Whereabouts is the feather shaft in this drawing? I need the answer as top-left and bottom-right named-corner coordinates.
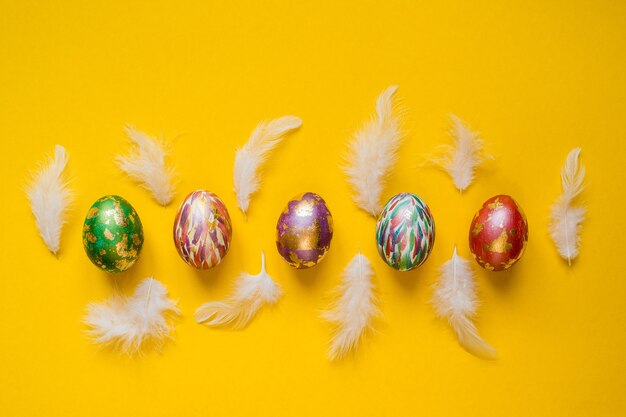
top-left (343, 86), bottom-right (404, 217)
top-left (27, 145), bottom-right (73, 255)
top-left (195, 252), bottom-right (282, 329)
top-left (549, 148), bottom-right (586, 265)
top-left (117, 126), bottom-right (177, 206)
top-left (433, 247), bottom-right (496, 360)
top-left (234, 116), bottom-right (302, 216)
top-left (323, 253), bottom-right (379, 360)
top-left (85, 278), bottom-right (179, 355)
top-left (432, 115), bottom-right (486, 192)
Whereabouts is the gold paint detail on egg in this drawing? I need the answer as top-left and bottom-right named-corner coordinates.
top-left (487, 229), bottom-right (513, 254)
top-left (87, 207), bottom-right (99, 219)
top-left (103, 229), bottom-right (114, 240)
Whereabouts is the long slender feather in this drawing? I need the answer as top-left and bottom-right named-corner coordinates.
top-left (234, 116), bottom-right (302, 216)
top-left (116, 126), bottom-right (177, 206)
top-left (323, 253), bottom-right (379, 360)
top-left (432, 115), bottom-right (486, 192)
top-left (549, 148), bottom-right (586, 265)
top-left (26, 145), bottom-right (73, 255)
top-left (433, 247), bottom-right (496, 360)
top-left (343, 86), bottom-right (404, 217)
top-left (85, 278), bottom-right (180, 355)
top-left (195, 252), bottom-right (282, 329)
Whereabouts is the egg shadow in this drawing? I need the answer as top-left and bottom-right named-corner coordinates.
top-left (191, 257), bottom-right (230, 291)
top-left (485, 262), bottom-right (521, 293)
top-left (387, 261), bottom-right (432, 293)
top-left (289, 251), bottom-right (335, 289)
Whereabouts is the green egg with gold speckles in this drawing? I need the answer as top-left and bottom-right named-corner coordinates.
top-left (82, 195), bottom-right (144, 273)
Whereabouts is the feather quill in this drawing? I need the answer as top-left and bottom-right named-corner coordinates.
top-left (234, 116), bottom-right (302, 216)
top-left (85, 278), bottom-right (180, 355)
top-left (343, 86), bottom-right (404, 217)
top-left (116, 126), bottom-right (177, 206)
top-left (323, 253), bottom-right (379, 360)
top-left (433, 247), bottom-right (496, 360)
top-left (26, 145), bottom-right (73, 255)
top-left (432, 115), bottom-right (486, 192)
top-left (195, 252), bottom-right (282, 329)
top-left (549, 147), bottom-right (586, 265)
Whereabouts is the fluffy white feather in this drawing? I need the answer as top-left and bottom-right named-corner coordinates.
top-left (116, 126), bottom-right (177, 206)
top-left (343, 86), bottom-right (404, 217)
top-left (433, 247), bottom-right (496, 360)
top-left (549, 147), bottom-right (586, 265)
top-left (26, 145), bottom-right (73, 255)
top-left (323, 253), bottom-right (379, 360)
top-left (234, 116), bottom-right (302, 216)
top-left (432, 115), bottom-right (486, 192)
top-left (195, 252), bottom-right (282, 329)
top-left (85, 278), bottom-right (180, 355)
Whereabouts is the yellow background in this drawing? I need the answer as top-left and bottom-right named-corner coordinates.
top-left (1, 1), bottom-right (625, 415)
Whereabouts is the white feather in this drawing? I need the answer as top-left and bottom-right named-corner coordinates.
top-left (433, 247), bottom-right (496, 360)
top-left (549, 147), bottom-right (586, 265)
top-left (85, 278), bottom-right (180, 355)
top-left (432, 114), bottom-right (486, 192)
top-left (195, 252), bottom-right (282, 329)
top-left (323, 253), bottom-right (379, 360)
top-left (26, 145), bottom-right (73, 255)
top-left (234, 116), bottom-right (302, 216)
top-left (116, 126), bottom-right (177, 206)
top-left (343, 86), bottom-right (404, 217)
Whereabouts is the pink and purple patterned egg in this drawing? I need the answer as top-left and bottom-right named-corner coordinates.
top-left (375, 192), bottom-right (435, 271)
top-left (173, 190), bottom-right (232, 269)
top-left (276, 192), bottom-right (333, 269)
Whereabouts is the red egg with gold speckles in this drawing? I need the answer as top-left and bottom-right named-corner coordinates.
top-left (469, 195), bottom-right (528, 271)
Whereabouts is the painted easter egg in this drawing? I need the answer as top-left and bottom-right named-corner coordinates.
top-left (375, 192), bottom-right (435, 271)
top-left (469, 194), bottom-right (528, 271)
top-left (173, 190), bottom-right (232, 269)
top-left (82, 195), bottom-right (144, 273)
top-left (276, 192), bottom-right (333, 269)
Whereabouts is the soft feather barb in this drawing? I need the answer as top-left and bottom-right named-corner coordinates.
top-left (432, 115), bottom-right (486, 192)
top-left (343, 86), bottom-right (404, 217)
top-left (549, 147), bottom-right (586, 265)
top-left (323, 253), bottom-right (379, 360)
top-left (234, 116), bottom-right (302, 216)
top-left (116, 126), bottom-right (177, 206)
top-left (195, 252), bottom-right (282, 329)
top-left (26, 144), bottom-right (73, 255)
top-left (433, 247), bottom-right (496, 360)
top-left (85, 278), bottom-right (180, 355)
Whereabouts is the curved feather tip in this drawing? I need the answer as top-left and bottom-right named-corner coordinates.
top-left (195, 252), bottom-right (282, 329)
top-left (323, 253), bottom-right (379, 360)
top-left (433, 247), bottom-right (496, 360)
top-left (27, 144), bottom-right (73, 255)
top-left (343, 85), bottom-right (404, 217)
top-left (234, 116), bottom-right (302, 216)
top-left (117, 126), bottom-right (177, 206)
top-left (549, 147), bottom-right (586, 266)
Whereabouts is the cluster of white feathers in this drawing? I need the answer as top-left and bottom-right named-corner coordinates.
top-left (323, 253), bottom-right (379, 360)
top-left (85, 278), bottom-right (179, 355)
top-left (344, 85), bottom-right (404, 217)
top-left (27, 144), bottom-right (73, 255)
top-left (549, 148), bottom-right (586, 265)
top-left (233, 116), bottom-right (302, 216)
top-left (433, 248), bottom-right (496, 360)
top-left (195, 252), bottom-right (282, 329)
top-left (116, 126), bottom-right (177, 206)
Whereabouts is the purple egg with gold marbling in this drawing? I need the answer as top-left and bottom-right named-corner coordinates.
top-left (276, 192), bottom-right (333, 269)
